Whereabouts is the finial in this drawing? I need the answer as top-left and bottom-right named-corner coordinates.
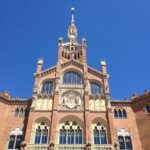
top-left (37, 58), bottom-right (43, 65)
top-left (71, 7), bottom-right (75, 24)
top-left (101, 60), bottom-right (106, 66)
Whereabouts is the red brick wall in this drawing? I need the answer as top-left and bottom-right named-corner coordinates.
top-left (0, 102), bottom-right (27, 150)
top-left (132, 97), bottom-right (150, 150)
top-left (110, 104), bottom-right (142, 150)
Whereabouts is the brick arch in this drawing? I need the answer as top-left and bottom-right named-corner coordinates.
top-left (29, 116), bottom-right (51, 144)
top-left (34, 116), bottom-right (51, 126)
top-left (61, 67), bottom-right (83, 78)
top-left (91, 117), bottom-right (108, 127)
top-left (90, 117), bottom-right (109, 144)
top-left (57, 115), bottom-right (84, 129)
top-left (55, 115), bottom-right (85, 144)
top-left (89, 79), bottom-right (103, 89)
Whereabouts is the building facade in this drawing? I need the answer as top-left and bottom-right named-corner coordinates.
top-left (0, 8), bottom-right (150, 150)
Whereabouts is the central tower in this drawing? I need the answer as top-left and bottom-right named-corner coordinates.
top-left (58, 8), bottom-right (87, 64)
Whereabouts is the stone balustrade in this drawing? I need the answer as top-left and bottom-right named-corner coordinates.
top-left (26, 144), bottom-right (49, 150)
top-left (91, 144), bottom-right (114, 150)
top-left (25, 144), bottom-right (115, 150)
top-left (55, 144), bottom-right (86, 150)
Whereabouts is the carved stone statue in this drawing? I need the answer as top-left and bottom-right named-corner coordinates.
top-left (31, 94), bottom-right (37, 108)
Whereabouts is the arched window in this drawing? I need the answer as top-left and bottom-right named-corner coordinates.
top-left (42, 127), bottom-right (48, 144)
top-left (118, 109), bottom-right (122, 118)
top-left (59, 127), bottom-right (66, 144)
top-left (34, 123), bottom-right (49, 144)
top-left (15, 108), bottom-right (27, 117)
top-left (41, 81), bottom-right (53, 94)
top-left (123, 109), bottom-right (127, 118)
top-left (117, 129), bottom-right (133, 150)
top-left (93, 122), bottom-right (107, 144)
top-left (20, 108), bottom-right (24, 117)
top-left (35, 127), bottom-right (41, 144)
top-left (15, 135), bottom-right (23, 149)
top-left (125, 136), bottom-right (133, 149)
top-left (68, 127), bottom-right (74, 144)
top-left (59, 121), bottom-right (82, 144)
top-left (8, 128), bottom-right (23, 149)
top-left (8, 135), bottom-right (15, 149)
top-left (114, 109), bottom-right (118, 118)
top-left (15, 108), bottom-right (19, 116)
top-left (118, 136), bottom-right (125, 150)
top-left (101, 129), bottom-right (107, 144)
top-left (63, 71), bottom-right (81, 84)
top-left (146, 104), bottom-right (150, 113)
top-left (75, 127), bottom-right (82, 144)
top-left (90, 82), bottom-right (102, 95)
top-left (94, 128), bottom-right (100, 144)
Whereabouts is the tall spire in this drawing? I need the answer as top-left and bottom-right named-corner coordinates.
top-left (71, 7), bottom-right (75, 24)
top-left (68, 7), bottom-right (77, 42)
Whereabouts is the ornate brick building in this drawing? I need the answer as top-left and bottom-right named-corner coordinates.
top-left (0, 8), bottom-right (150, 150)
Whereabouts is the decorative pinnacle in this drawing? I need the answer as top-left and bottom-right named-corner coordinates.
top-left (71, 7), bottom-right (75, 24)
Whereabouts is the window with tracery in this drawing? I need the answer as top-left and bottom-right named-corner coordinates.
top-left (41, 81), bottom-right (53, 94)
top-left (59, 121), bottom-right (82, 144)
top-left (63, 71), bottom-right (81, 84)
top-left (117, 129), bottom-right (133, 150)
top-left (7, 128), bottom-right (23, 149)
top-left (93, 122), bottom-right (107, 144)
top-left (15, 108), bottom-right (27, 117)
top-left (90, 82), bottom-right (102, 95)
top-left (114, 109), bottom-right (127, 118)
top-left (34, 122), bottom-right (49, 144)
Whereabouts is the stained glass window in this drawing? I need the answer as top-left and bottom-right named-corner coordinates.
top-left (63, 71), bottom-right (81, 84)
top-left (41, 128), bottom-right (48, 144)
top-left (101, 130), bottom-right (107, 144)
top-left (8, 135), bottom-right (15, 149)
top-left (41, 81), bottom-right (53, 94)
top-left (123, 109), bottom-right (127, 118)
top-left (75, 128), bottom-right (82, 144)
top-left (59, 121), bottom-right (82, 144)
top-left (90, 82), bottom-right (102, 95)
top-left (93, 125), bottom-right (107, 145)
top-left (8, 134), bottom-right (23, 149)
top-left (118, 136), bottom-right (126, 150)
top-left (35, 128), bottom-right (41, 144)
top-left (118, 109), bottom-right (123, 118)
top-left (15, 135), bottom-right (23, 149)
top-left (125, 136), bottom-right (133, 150)
top-left (59, 128), bottom-right (66, 144)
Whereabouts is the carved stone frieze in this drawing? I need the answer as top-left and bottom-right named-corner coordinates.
top-left (89, 96), bottom-right (106, 111)
top-left (31, 93), bottom-right (53, 110)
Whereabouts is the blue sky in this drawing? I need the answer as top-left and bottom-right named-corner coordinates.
top-left (0, 0), bottom-right (150, 99)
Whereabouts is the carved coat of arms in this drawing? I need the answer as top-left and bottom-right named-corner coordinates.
top-left (61, 92), bottom-right (82, 109)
